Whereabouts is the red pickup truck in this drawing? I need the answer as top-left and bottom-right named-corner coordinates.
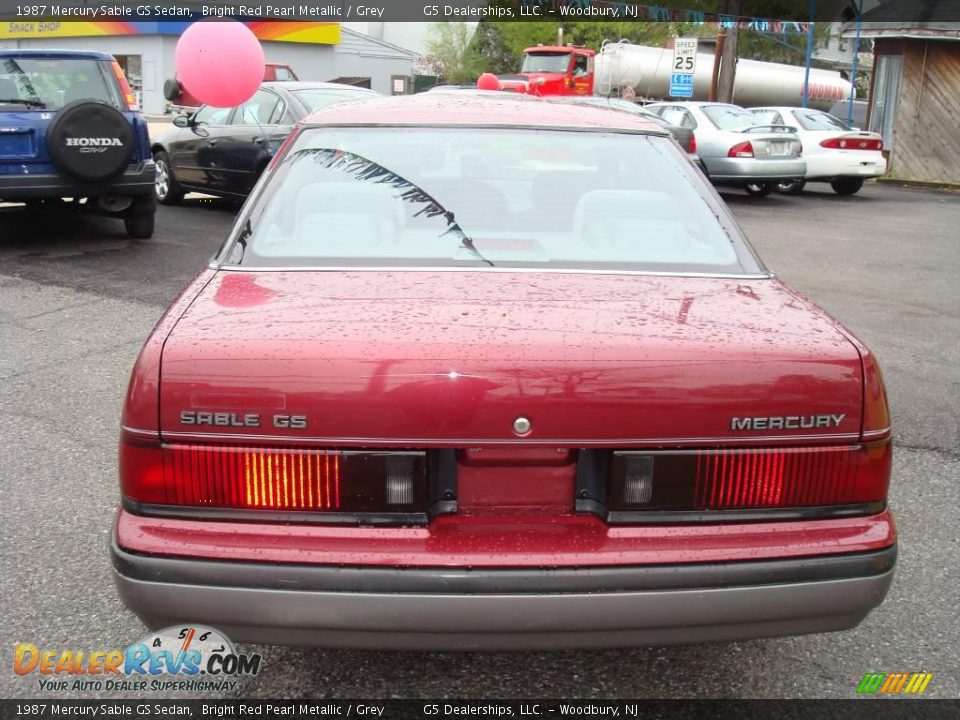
top-left (163, 63), bottom-right (299, 109)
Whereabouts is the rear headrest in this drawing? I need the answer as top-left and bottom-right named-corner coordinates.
top-left (531, 171), bottom-right (609, 230)
top-left (574, 189), bottom-right (680, 229)
top-left (573, 190), bottom-right (685, 255)
top-left (294, 182), bottom-right (402, 248)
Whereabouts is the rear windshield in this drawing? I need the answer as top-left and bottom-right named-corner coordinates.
top-left (792, 109), bottom-right (851, 131)
top-left (292, 88), bottom-right (376, 112)
top-left (223, 127), bottom-right (761, 275)
top-left (0, 57), bottom-right (122, 111)
top-left (702, 105), bottom-right (760, 131)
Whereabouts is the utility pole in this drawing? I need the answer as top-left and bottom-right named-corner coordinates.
top-left (715, 0), bottom-right (741, 103)
top-left (709, 28), bottom-right (725, 101)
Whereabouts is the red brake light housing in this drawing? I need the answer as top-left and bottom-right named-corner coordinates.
top-left (606, 443), bottom-right (891, 517)
top-left (728, 141), bottom-right (754, 158)
top-left (110, 60), bottom-right (137, 111)
top-left (820, 137), bottom-right (883, 151)
top-left (120, 434), bottom-right (457, 525)
top-left (688, 133), bottom-right (697, 154)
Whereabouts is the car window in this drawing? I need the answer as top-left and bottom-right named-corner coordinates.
top-left (702, 105), bottom-right (760, 131)
top-left (291, 88), bottom-right (376, 112)
top-left (227, 127), bottom-right (759, 275)
top-left (273, 67), bottom-right (295, 81)
top-left (0, 57), bottom-right (123, 111)
top-left (657, 106), bottom-right (682, 125)
top-left (751, 109), bottom-right (785, 125)
top-left (792, 109), bottom-right (851, 131)
top-left (521, 52), bottom-right (571, 73)
top-left (193, 105), bottom-right (232, 125)
top-left (232, 90), bottom-right (281, 126)
top-left (268, 98), bottom-right (288, 124)
top-left (676, 110), bottom-right (697, 129)
top-left (573, 54), bottom-right (589, 78)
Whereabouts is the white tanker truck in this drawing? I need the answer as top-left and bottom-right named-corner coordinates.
top-left (594, 41), bottom-right (853, 110)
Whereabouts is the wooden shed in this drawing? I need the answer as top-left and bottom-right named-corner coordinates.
top-left (849, 22), bottom-right (960, 185)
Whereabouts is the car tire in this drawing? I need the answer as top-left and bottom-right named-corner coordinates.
top-left (124, 195), bottom-right (156, 239)
top-left (154, 151), bottom-right (184, 205)
top-left (830, 177), bottom-right (864, 196)
top-left (776, 180), bottom-right (806, 195)
top-left (744, 183), bottom-right (774, 197)
top-left (125, 213), bottom-right (155, 239)
top-left (46, 100), bottom-right (135, 183)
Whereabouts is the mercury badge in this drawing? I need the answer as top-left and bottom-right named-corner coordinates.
top-left (513, 416), bottom-right (532, 436)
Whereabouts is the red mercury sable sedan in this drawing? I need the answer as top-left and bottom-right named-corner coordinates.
top-left (113, 93), bottom-right (895, 650)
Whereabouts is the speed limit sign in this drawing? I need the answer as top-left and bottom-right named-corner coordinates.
top-left (670, 38), bottom-right (698, 97)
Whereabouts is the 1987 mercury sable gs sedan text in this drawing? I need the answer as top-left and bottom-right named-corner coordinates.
top-left (113, 93), bottom-right (895, 650)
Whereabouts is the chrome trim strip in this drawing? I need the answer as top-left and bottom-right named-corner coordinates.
top-left (122, 426), bottom-right (159, 438)
top-left (862, 428), bottom-right (892, 440)
top-left (207, 265), bottom-right (774, 280)
top-left (297, 122), bottom-right (672, 138)
top-left (157, 431), bottom-right (863, 446)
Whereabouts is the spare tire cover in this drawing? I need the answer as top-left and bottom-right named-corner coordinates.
top-left (163, 78), bottom-right (182, 102)
top-left (47, 100), bottom-right (135, 183)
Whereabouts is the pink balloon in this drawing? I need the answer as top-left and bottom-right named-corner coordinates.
top-left (476, 73), bottom-right (500, 91)
top-left (176, 21), bottom-right (265, 108)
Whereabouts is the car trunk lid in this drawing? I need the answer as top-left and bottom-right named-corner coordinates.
top-left (740, 126), bottom-right (802, 158)
top-left (158, 271), bottom-right (864, 446)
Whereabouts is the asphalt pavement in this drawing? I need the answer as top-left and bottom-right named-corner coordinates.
top-left (1, 183), bottom-right (957, 700)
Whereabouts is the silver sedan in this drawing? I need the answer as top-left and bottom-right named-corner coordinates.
top-left (645, 101), bottom-right (806, 196)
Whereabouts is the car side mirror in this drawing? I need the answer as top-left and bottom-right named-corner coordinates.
top-left (173, 114), bottom-right (192, 129)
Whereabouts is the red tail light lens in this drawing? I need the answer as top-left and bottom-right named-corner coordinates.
top-left (121, 438), bottom-right (427, 515)
top-left (608, 441), bottom-right (891, 514)
top-left (728, 141), bottom-right (754, 158)
top-left (688, 133), bottom-right (697, 154)
top-left (820, 137), bottom-right (883, 151)
top-left (110, 60), bottom-right (138, 111)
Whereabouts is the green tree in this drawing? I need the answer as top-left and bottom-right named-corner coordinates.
top-left (424, 23), bottom-right (484, 84)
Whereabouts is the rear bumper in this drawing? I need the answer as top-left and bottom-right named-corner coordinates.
top-left (704, 157), bottom-right (806, 184)
top-left (0, 160), bottom-right (155, 200)
top-left (805, 153), bottom-right (887, 180)
top-left (112, 540), bottom-right (896, 650)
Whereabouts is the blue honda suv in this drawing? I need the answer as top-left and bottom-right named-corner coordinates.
top-left (0, 49), bottom-right (156, 238)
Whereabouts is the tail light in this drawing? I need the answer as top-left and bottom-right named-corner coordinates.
top-left (606, 441), bottom-right (891, 517)
top-left (860, 346), bottom-right (891, 440)
top-left (121, 437), bottom-right (429, 517)
top-left (728, 141), bottom-right (754, 158)
top-left (821, 137), bottom-right (883, 151)
top-left (110, 60), bottom-right (138, 111)
top-left (688, 133), bottom-right (697, 154)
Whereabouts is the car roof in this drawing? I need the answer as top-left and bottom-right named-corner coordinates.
top-left (0, 49), bottom-right (115, 61)
top-left (262, 81), bottom-right (377, 93)
top-left (301, 92), bottom-right (667, 133)
top-left (751, 106), bottom-right (821, 112)
top-left (649, 101), bottom-right (740, 109)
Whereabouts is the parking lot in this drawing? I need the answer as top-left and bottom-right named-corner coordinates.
top-left (1, 182), bottom-right (957, 699)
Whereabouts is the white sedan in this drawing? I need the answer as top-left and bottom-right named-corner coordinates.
top-left (749, 106), bottom-right (887, 196)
